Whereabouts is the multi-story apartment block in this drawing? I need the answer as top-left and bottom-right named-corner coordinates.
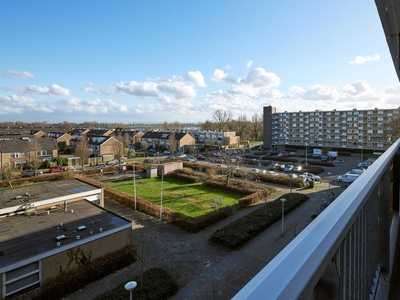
top-left (263, 106), bottom-right (400, 152)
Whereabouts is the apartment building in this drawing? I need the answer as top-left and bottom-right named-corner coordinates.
top-left (263, 106), bottom-right (400, 151)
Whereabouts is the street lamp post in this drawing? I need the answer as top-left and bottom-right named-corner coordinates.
top-left (327, 172), bottom-right (331, 199)
top-left (125, 281), bottom-right (137, 300)
top-left (280, 198), bottom-right (286, 235)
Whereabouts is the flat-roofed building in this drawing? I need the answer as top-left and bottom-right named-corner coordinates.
top-left (262, 106), bottom-right (400, 152)
top-left (0, 179), bottom-right (132, 298)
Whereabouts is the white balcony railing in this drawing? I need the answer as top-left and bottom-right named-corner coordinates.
top-left (234, 139), bottom-right (400, 299)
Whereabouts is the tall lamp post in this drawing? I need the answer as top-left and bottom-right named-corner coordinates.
top-left (125, 281), bottom-right (137, 300)
top-left (327, 172), bottom-right (331, 199)
top-left (280, 198), bottom-right (286, 235)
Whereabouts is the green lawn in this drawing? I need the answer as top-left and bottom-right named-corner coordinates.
top-left (105, 177), bottom-right (247, 217)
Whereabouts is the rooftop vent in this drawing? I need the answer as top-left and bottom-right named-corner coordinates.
top-left (56, 242), bottom-right (61, 247)
top-left (99, 228), bottom-right (103, 232)
top-left (76, 235), bottom-right (80, 240)
top-left (77, 225), bottom-right (86, 231)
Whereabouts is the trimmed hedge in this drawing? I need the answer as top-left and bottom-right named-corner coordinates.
top-left (96, 267), bottom-right (179, 300)
top-left (209, 193), bottom-right (309, 250)
top-left (31, 245), bottom-right (137, 300)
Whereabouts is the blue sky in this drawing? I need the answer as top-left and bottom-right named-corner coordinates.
top-left (1, 0), bottom-right (399, 124)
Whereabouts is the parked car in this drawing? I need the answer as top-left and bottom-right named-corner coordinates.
top-left (49, 166), bottom-right (67, 173)
top-left (337, 174), bottom-right (359, 183)
top-left (251, 168), bottom-right (260, 173)
top-left (216, 164), bottom-right (227, 168)
top-left (182, 157), bottom-right (196, 162)
top-left (163, 150), bottom-right (171, 155)
top-left (22, 170), bottom-right (35, 177)
top-left (293, 165), bottom-right (302, 173)
top-left (351, 168), bottom-right (365, 175)
top-left (299, 172), bottom-right (321, 182)
top-left (268, 163), bottom-right (279, 170)
top-left (278, 164), bottom-right (286, 171)
top-left (287, 173), bottom-right (298, 178)
top-left (267, 171), bottom-right (278, 176)
top-left (284, 165), bottom-right (294, 172)
top-left (196, 154), bottom-right (206, 160)
top-left (358, 162), bottom-right (372, 168)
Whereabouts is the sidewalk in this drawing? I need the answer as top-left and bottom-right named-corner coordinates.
top-left (64, 182), bottom-right (340, 300)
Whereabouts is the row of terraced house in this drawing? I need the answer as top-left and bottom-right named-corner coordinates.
top-left (0, 128), bottom-right (241, 170)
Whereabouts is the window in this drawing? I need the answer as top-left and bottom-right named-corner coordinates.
top-left (10, 152), bottom-right (28, 158)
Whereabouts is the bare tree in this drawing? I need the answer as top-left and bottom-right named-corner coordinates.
top-left (212, 109), bottom-right (233, 132)
top-left (1, 165), bottom-right (20, 188)
top-left (207, 151), bottom-right (243, 185)
top-left (250, 113), bottom-right (263, 141)
top-left (74, 136), bottom-right (90, 170)
top-left (172, 121), bottom-right (181, 131)
top-left (236, 114), bottom-right (249, 141)
top-left (389, 115), bottom-right (400, 142)
top-left (168, 132), bottom-right (176, 154)
top-left (61, 121), bottom-right (75, 133)
top-left (25, 137), bottom-right (43, 175)
top-left (201, 120), bottom-right (215, 131)
top-left (123, 133), bottom-right (131, 148)
top-left (112, 135), bottom-right (125, 164)
top-left (162, 121), bottom-right (170, 131)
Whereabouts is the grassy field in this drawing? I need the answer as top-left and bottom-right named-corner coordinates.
top-left (105, 177), bottom-right (247, 217)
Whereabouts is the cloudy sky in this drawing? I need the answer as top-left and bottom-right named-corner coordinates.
top-left (1, 0), bottom-right (399, 124)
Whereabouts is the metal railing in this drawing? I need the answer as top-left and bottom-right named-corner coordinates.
top-left (233, 139), bottom-right (400, 299)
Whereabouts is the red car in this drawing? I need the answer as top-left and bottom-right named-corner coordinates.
top-left (196, 154), bottom-right (206, 160)
top-left (49, 166), bottom-right (67, 173)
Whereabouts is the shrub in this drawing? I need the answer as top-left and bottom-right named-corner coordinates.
top-left (209, 193), bottom-right (309, 250)
top-left (95, 268), bottom-right (179, 300)
top-left (32, 245), bottom-right (137, 300)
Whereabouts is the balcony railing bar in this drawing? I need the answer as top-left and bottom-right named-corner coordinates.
top-left (233, 139), bottom-right (400, 300)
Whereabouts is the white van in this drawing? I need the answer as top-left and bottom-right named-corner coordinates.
top-left (337, 174), bottom-right (359, 183)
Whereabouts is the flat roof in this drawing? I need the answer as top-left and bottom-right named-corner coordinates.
top-left (0, 199), bottom-right (131, 269)
top-left (0, 179), bottom-right (100, 211)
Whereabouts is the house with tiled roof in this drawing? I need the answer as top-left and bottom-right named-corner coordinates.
top-left (0, 137), bottom-right (58, 169)
top-left (47, 131), bottom-right (73, 146)
top-left (141, 131), bottom-right (195, 153)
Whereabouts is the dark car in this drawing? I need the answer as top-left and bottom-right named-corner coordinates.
top-left (268, 163), bottom-right (279, 170)
top-left (22, 170), bottom-right (35, 177)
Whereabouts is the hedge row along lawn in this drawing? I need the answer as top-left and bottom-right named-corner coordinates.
top-left (105, 177), bottom-right (248, 218)
top-left (209, 192), bottom-right (310, 250)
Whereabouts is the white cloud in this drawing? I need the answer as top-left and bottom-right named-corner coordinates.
top-left (211, 69), bottom-right (228, 82)
top-left (3, 84), bottom-right (70, 96)
top-left (0, 94), bottom-right (36, 107)
top-left (2, 70), bottom-right (36, 79)
top-left (289, 84), bottom-right (340, 101)
top-left (226, 65), bottom-right (232, 69)
top-left (238, 68), bottom-right (281, 88)
top-left (185, 71), bottom-right (206, 87)
top-left (342, 81), bottom-right (373, 96)
top-left (56, 97), bottom-right (128, 114)
top-left (93, 71), bottom-right (205, 102)
top-left (246, 60), bottom-right (253, 68)
top-left (349, 54), bottom-right (380, 64)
